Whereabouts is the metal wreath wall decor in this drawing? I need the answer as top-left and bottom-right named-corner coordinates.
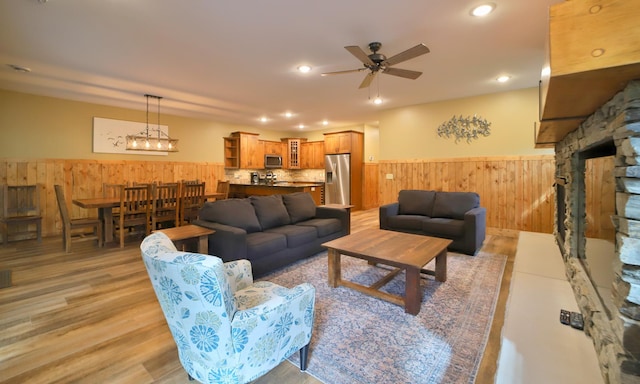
top-left (437, 114), bottom-right (491, 143)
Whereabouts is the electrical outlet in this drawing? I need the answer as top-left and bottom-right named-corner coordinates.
top-left (386, 173), bottom-right (394, 180)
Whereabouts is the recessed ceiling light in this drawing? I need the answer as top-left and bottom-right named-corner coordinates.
top-left (496, 75), bottom-right (511, 83)
top-left (297, 65), bottom-right (312, 73)
top-left (298, 124), bottom-right (305, 129)
top-left (322, 120), bottom-right (329, 126)
top-left (373, 97), bottom-right (383, 105)
top-left (259, 116), bottom-right (268, 123)
top-left (471, 3), bottom-right (496, 17)
top-left (7, 64), bottom-right (31, 73)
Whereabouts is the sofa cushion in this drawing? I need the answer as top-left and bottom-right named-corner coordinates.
top-left (297, 218), bottom-right (342, 238)
top-left (250, 195), bottom-right (291, 230)
top-left (198, 199), bottom-right (261, 233)
top-left (387, 215), bottom-right (425, 231)
top-left (265, 225), bottom-right (318, 248)
top-left (246, 232), bottom-right (287, 259)
top-left (398, 190), bottom-right (436, 216)
top-left (431, 192), bottom-right (480, 220)
top-left (282, 192), bottom-right (317, 224)
top-left (422, 217), bottom-right (465, 238)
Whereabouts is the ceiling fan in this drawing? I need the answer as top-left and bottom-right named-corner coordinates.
top-left (322, 42), bottom-right (430, 89)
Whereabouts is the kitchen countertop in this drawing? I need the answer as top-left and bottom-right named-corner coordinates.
top-left (230, 181), bottom-right (324, 188)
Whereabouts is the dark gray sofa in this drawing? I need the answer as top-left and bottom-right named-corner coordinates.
top-left (379, 190), bottom-right (486, 255)
top-left (193, 192), bottom-right (349, 277)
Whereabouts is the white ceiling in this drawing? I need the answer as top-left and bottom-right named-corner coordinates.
top-left (0, 0), bottom-right (561, 131)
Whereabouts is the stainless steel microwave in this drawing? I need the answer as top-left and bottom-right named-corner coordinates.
top-left (264, 154), bottom-right (283, 168)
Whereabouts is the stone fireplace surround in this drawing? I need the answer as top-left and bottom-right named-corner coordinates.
top-left (555, 81), bottom-right (640, 383)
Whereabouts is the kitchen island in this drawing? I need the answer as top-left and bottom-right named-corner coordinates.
top-left (229, 182), bottom-right (324, 205)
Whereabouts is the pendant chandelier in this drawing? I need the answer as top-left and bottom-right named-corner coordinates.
top-left (126, 94), bottom-right (178, 152)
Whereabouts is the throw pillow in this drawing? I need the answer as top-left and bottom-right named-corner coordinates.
top-left (282, 192), bottom-right (316, 223)
top-left (398, 190), bottom-right (436, 216)
top-left (250, 195), bottom-right (291, 230)
top-left (198, 199), bottom-right (262, 233)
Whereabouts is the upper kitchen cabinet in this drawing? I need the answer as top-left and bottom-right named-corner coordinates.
top-left (324, 131), bottom-right (363, 154)
top-left (281, 138), bottom-right (306, 169)
top-left (225, 132), bottom-right (263, 169)
top-left (537, 0), bottom-right (640, 147)
top-left (224, 136), bottom-right (240, 169)
top-left (262, 140), bottom-right (284, 156)
top-left (300, 141), bottom-right (324, 169)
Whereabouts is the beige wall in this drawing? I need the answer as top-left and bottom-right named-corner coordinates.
top-left (0, 89), bottom-right (372, 161)
top-left (364, 123), bottom-right (380, 163)
top-left (1, 87), bottom-right (551, 163)
top-left (0, 89), bottom-right (300, 162)
top-left (378, 87), bottom-right (553, 159)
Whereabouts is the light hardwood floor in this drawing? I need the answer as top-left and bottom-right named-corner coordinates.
top-left (0, 209), bottom-right (516, 383)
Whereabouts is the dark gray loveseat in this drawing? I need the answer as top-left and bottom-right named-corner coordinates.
top-left (379, 190), bottom-right (486, 255)
top-left (193, 192), bottom-right (349, 277)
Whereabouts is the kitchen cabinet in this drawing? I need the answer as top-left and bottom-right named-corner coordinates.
top-left (300, 141), bottom-right (324, 169)
top-left (223, 136), bottom-right (239, 168)
top-left (262, 140), bottom-right (284, 156)
top-left (324, 131), bottom-right (360, 154)
top-left (225, 132), bottom-right (263, 169)
top-left (536, 0), bottom-right (640, 147)
top-left (282, 138), bottom-right (306, 169)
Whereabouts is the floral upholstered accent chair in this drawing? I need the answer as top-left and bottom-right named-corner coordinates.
top-left (140, 232), bottom-right (316, 384)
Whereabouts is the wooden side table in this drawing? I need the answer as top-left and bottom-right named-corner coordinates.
top-left (320, 204), bottom-right (354, 234)
top-left (155, 225), bottom-right (215, 254)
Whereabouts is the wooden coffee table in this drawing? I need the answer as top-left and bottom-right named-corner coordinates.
top-left (322, 228), bottom-right (452, 315)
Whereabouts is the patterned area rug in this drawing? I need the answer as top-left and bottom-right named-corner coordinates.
top-left (261, 244), bottom-right (507, 384)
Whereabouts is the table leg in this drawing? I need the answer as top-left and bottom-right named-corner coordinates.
top-left (435, 249), bottom-right (447, 282)
top-left (327, 248), bottom-right (341, 287)
top-left (197, 235), bottom-right (208, 254)
top-left (100, 208), bottom-right (114, 243)
top-left (405, 267), bottom-right (421, 315)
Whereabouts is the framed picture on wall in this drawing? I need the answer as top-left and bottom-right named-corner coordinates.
top-left (92, 117), bottom-right (169, 155)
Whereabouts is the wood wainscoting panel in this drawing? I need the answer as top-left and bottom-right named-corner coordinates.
top-left (378, 156), bottom-right (557, 233)
top-left (362, 163), bottom-right (379, 210)
top-left (0, 158), bottom-right (225, 241)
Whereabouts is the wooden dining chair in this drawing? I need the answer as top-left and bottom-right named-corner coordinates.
top-left (151, 183), bottom-right (180, 230)
top-left (180, 182), bottom-right (205, 225)
top-left (215, 180), bottom-right (230, 200)
top-left (114, 185), bottom-right (151, 248)
top-left (1, 184), bottom-right (42, 245)
top-left (54, 185), bottom-right (103, 252)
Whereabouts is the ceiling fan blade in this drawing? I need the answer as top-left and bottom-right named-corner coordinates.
top-left (383, 67), bottom-right (423, 80)
top-left (359, 72), bottom-right (377, 89)
top-left (321, 68), bottom-right (366, 76)
top-left (383, 43), bottom-right (430, 67)
top-left (345, 45), bottom-right (375, 66)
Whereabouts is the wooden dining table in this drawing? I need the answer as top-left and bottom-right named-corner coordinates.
top-left (73, 192), bottom-right (225, 243)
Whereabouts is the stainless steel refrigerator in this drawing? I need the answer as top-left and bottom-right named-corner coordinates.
top-left (325, 154), bottom-right (350, 205)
